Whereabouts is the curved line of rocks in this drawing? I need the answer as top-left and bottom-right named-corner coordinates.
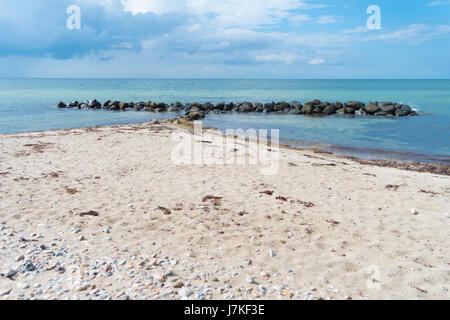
top-left (56, 99), bottom-right (418, 121)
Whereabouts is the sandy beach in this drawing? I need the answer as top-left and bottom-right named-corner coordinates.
top-left (0, 121), bottom-right (449, 300)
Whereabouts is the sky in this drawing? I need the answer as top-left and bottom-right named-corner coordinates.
top-left (0, 0), bottom-right (449, 78)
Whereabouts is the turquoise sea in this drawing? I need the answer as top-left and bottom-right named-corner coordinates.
top-left (0, 79), bottom-right (449, 163)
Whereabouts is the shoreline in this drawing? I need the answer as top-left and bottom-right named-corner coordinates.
top-left (2, 120), bottom-right (449, 176)
top-left (1, 121), bottom-right (449, 300)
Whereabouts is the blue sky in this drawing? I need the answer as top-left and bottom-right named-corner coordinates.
top-left (0, 0), bottom-right (449, 78)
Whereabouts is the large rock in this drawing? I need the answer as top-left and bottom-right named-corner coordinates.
top-left (365, 103), bottom-right (380, 115)
top-left (290, 101), bottom-right (303, 114)
top-left (274, 102), bottom-right (290, 112)
top-left (119, 102), bottom-right (129, 110)
top-left (109, 101), bottom-right (120, 111)
top-left (188, 111), bottom-right (205, 120)
top-left (345, 101), bottom-right (365, 110)
top-left (302, 103), bottom-right (314, 114)
top-left (215, 102), bottom-right (225, 110)
top-left (167, 105), bottom-right (180, 112)
top-left (68, 101), bottom-right (79, 108)
top-left (323, 105), bottom-right (336, 115)
top-left (381, 104), bottom-right (395, 114)
top-left (344, 107), bottom-right (356, 114)
top-left (57, 101), bottom-right (67, 108)
top-left (90, 99), bottom-right (102, 109)
top-left (134, 103), bottom-right (145, 111)
top-left (238, 102), bottom-right (253, 113)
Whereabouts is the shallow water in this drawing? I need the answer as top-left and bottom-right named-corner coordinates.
top-left (0, 79), bottom-right (449, 163)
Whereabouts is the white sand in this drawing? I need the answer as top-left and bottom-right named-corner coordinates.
top-left (0, 122), bottom-right (449, 300)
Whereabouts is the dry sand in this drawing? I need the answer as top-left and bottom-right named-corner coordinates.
top-left (0, 122), bottom-right (449, 300)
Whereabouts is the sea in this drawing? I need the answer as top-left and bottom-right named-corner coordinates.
top-left (0, 79), bottom-right (449, 164)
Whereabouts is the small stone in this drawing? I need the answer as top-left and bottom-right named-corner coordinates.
top-left (17, 283), bottom-right (30, 290)
top-left (259, 271), bottom-right (270, 278)
top-left (173, 281), bottom-right (184, 289)
top-left (71, 227), bottom-right (81, 234)
top-left (258, 285), bottom-right (267, 295)
top-left (179, 287), bottom-right (193, 299)
top-left (2, 268), bottom-right (17, 279)
top-left (0, 288), bottom-right (12, 297)
top-left (411, 209), bottom-right (419, 215)
top-left (154, 274), bottom-right (165, 282)
top-left (269, 250), bottom-right (276, 257)
top-left (246, 276), bottom-right (255, 284)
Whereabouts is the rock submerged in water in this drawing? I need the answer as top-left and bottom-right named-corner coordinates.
top-left (54, 99), bottom-right (419, 120)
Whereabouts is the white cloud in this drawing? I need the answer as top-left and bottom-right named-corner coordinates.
top-left (256, 53), bottom-right (298, 64)
top-left (367, 24), bottom-right (450, 45)
top-left (309, 58), bottom-right (324, 65)
top-left (317, 15), bottom-right (337, 24)
top-left (341, 26), bottom-right (369, 34)
top-left (427, 1), bottom-right (450, 6)
top-left (122, 0), bottom-right (325, 28)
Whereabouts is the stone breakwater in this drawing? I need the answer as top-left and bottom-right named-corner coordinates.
top-left (56, 99), bottom-right (418, 121)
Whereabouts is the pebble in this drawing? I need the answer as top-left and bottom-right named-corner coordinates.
top-left (246, 276), bottom-right (255, 284)
top-left (269, 250), bottom-right (276, 257)
top-left (179, 287), bottom-right (193, 299)
top-left (17, 283), bottom-right (30, 290)
top-left (411, 209), bottom-right (419, 215)
top-left (0, 288), bottom-right (12, 297)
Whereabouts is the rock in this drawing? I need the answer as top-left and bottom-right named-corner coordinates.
top-left (90, 100), bottom-right (102, 109)
top-left (1, 268), bottom-right (17, 279)
top-left (246, 276), bottom-right (255, 284)
top-left (57, 101), bottom-right (67, 108)
top-left (365, 103), bottom-right (380, 115)
top-left (290, 102), bottom-right (303, 114)
top-left (274, 102), bottom-right (290, 112)
top-left (269, 250), bottom-right (276, 257)
top-left (102, 100), bottom-right (111, 109)
top-left (17, 282), bottom-right (30, 290)
top-left (323, 105), bottom-right (336, 115)
top-left (188, 111), bottom-right (205, 121)
top-left (167, 105), bottom-right (179, 112)
top-left (400, 105), bottom-right (412, 114)
top-left (119, 102), bottom-right (129, 110)
top-left (344, 107), bottom-right (355, 114)
top-left (21, 262), bottom-right (36, 272)
top-left (179, 287), bottom-right (193, 299)
top-left (69, 101), bottom-right (79, 108)
top-left (345, 101), bottom-right (365, 110)
top-left (134, 103), bottom-right (144, 111)
top-left (109, 101), bottom-right (120, 111)
top-left (336, 108), bottom-right (345, 115)
top-left (173, 281), bottom-right (184, 288)
top-left (395, 109), bottom-right (408, 117)
top-left (381, 104), bottom-right (395, 114)
top-left (411, 209), bottom-right (419, 215)
top-left (154, 274), bottom-right (165, 282)
top-left (302, 104), bottom-right (314, 114)
top-left (375, 111), bottom-right (387, 116)
top-left (238, 102), bottom-right (253, 113)
top-left (0, 288), bottom-right (12, 297)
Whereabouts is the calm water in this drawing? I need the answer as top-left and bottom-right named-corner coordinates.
top-left (0, 79), bottom-right (449, 163)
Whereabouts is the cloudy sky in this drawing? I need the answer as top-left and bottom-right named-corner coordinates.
top-left (0, 0), bottom-right (449, 78)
